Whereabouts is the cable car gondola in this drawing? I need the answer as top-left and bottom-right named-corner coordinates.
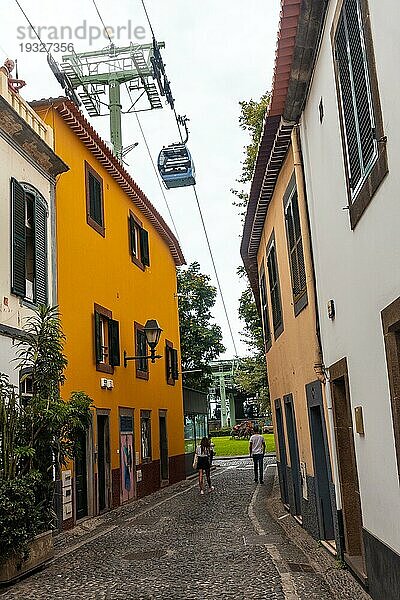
top-left (157, 143), bottom-right (196, 189)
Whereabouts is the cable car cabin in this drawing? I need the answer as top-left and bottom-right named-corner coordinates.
top-left (158, 143), bottom-right (196, 189)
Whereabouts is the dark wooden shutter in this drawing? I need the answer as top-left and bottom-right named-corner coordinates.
top-left (285, 192), bottom-right (306, 300)
top-left (129, 215), bottom-right (136, 256)
top-left (34, 197), bottom-right (48, 305)
top-left (108, 319), bottom-right (120, 366)
top-left (166, 346), bottom-right (172, 380)
top-left (94, 311), bottom-right (102, 363)
top-left (335, 0), bottom-right (375, 192)
top-left (89, 171), bottom-right (103, 226)
top-left (139, 228), bottom-right (150, 267)
top-left (259, 272), bottom-right (271, 347)
top-left (172, 349), bottom-right (179, 380)
top-left (267, 246), bottom-right (282, 331)
top-left (11, 178), bottom-right (26, 298)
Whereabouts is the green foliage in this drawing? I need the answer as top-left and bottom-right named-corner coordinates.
top-left (0, 472), bottom-right (44, 561)
top-left (235, 273), bottom-right (269, 414)
top-left (0, 305), bottom-right (92, 562)
top-left (208, 427), bottom-right (232, 438)
top-left (231, 92), bottom-right (270, 217)
top-left (211, 434), bottom-right (275, 457)
top-left (177, 262), bottom-right (225, 391)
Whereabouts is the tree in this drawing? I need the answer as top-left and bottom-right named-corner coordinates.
top-left (234, 269), bottom-right (269, 414)
top-left (232, 93), bottom-right (270, 217)
top-left (177, 262), bottom-right (225, 391)
top-left (232, 93), bottom-right (271, 413)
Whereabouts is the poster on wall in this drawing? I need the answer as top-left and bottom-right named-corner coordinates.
top-left (120, 412), bottom-right (134, 503)
top-left (120, 433), bottom-right (134, 502)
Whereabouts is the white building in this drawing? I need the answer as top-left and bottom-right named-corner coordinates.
top-left (0, 71), bottom-right (67, 387)
top-left (299, 0), bottom-right (400, 597)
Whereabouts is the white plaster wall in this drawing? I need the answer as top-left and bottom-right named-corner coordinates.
top-left (300, 0), bottom-right (400, 552)
top-left (0, 135), bottom-right (54, 379)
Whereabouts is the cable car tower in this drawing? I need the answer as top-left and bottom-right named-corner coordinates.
top-left (53, 40), bottom-right (175, 161)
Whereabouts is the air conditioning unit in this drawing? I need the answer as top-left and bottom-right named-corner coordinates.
top-left (100, 377), bottom-right (107, 388)
top-left (106, 379), bottom-right (114, 389)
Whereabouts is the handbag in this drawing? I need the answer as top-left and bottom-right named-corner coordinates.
top-left (192, 453), bottom-right (198, 469)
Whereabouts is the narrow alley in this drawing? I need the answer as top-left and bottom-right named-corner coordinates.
top-left (2, 460), bottom-right (368, 600)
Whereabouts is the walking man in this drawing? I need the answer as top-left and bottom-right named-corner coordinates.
top-left (249, 425), bottom-right (266, 484)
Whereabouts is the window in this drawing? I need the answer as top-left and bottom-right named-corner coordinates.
top-left (11, 178), bottom-right (48, 305)
top-left (94, 303), bottom-right (120, 374)
top-left (135, 322), bottom-right (149, 380)
top-left (267, 234), bottom-right (283, 339)
top-left (284, 176), bottom-right (307, 315)
top-left (259, 264), bottom-right (271, 351)
top-left (19, 368), bottom-right (33, 405)
top-left (165, 340), bottom-right (179, 385)
top-left (140, 410), bottom-right (152, 461)
top-left (129, 212), bottom-right (150, 269)
top-left (333, 0), bottom-right (387, 228)
top-left (85, 162), bottom-right (104, 236)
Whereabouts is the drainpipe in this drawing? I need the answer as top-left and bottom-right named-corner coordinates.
top-left (291, 125), bottom-right (325, 383)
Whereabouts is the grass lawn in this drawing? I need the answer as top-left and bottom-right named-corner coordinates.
top-left (211, 434), bottom-right (276, 457)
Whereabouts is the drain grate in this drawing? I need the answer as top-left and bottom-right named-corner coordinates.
top-left (287, 561), bottom-right (314, 573)
top-left (123, 549), bottom-right (166, 561)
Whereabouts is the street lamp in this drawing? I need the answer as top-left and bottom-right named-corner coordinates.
top-left (123, 319), bottom-right (163, 367)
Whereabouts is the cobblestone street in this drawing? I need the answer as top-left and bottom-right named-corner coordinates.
top-left (2, 459), bottom-right (353, 600)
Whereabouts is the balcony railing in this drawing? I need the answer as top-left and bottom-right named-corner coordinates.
top-left (0, 71), bottom-right (53, 147)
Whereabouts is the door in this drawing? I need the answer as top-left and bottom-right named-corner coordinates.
top-left (306, 381), bottom-right (335, 541)
top-left (284, 394), bottom-right (302, 516)
top-left (120, 409), bottom-right (135, 503)
top-left (159, 411), bottom-right (169, 482)
top-left (330, 359), bottom-right (365, 576)
top-left (97, 414), bottom-right (110, 512)
top-left (75, 430), bottom-right (88, 520)
top-left (274, 399), bottom-right (289, 504)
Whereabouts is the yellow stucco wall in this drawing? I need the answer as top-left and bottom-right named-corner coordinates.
top-left (37, 107), bottom-right (184, 473)
top-left (257, 142), bottom-right (328, 475)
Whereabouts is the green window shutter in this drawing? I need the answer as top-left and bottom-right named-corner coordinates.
top-left (11, 178), bottom-right (26, 298)
top-left (172, 349), bottom-right (179, 380)
top-left (34, 197), bottom-right (48, 305)
top-left (267, 246), bottom-right (282, 331)
top-left (129, 215), bottom-right (136, 256)
top-left (139, 227), bottom-right (150, 267)
top-left (259, 272), bottom-right (271, 347)
top-left (94, 311), bottom-right (102, 363)
top-left (108, 319), bottom-right (120, 367)
top-left (89, 171), bottom-right (103, 226)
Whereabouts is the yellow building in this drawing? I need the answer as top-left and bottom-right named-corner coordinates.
top-left (33, 98), bottom-right (185, 527)
top-left (240, 5), bottom-right (339, 547)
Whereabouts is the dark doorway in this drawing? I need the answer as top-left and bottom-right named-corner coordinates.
top-left (97, 414), bottom-right (110, 513)
top-left (274, 399), bottom-right (289, 504)
top-left (284, 394), bottom-right (302, 516)
top-left (75, 430), bottom-right (88, 520)
top-left (306, 381), bottom-right (335, 541)
top-left (330, 358), bottom-right (366, 578)
top-left (159, 412), bottom-right (169, 482)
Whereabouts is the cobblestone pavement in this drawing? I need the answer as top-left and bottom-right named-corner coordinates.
top-left (2, 458), bottom-right (339, 600)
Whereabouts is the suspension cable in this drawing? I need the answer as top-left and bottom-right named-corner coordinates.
top-left (139, 0), bottom-right (239, 356)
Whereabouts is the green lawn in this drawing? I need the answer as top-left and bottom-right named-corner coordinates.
top-left (211, 434), bottom-right (276, 457)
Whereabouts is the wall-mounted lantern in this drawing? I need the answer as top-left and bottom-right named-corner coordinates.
top-left (123, 319), bottom-right (163, 367)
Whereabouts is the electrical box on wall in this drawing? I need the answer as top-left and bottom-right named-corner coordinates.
top-left (354, 406), bottom-right (365, 435)
top-left (327, 299), bottom-right (335, 320)
top-left (100, 378), bottom-right (107, 388)
top-left (106, 379), bottom-right (114, 389)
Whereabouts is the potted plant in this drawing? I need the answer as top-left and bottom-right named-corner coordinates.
top-left (0, 306), bottom-right (92, 582)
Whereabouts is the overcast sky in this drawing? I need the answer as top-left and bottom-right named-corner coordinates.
top-left (2, 0), bottom-right (280, 358)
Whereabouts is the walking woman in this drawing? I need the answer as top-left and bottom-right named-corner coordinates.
top-left (195, 436), bottom-right (214, 495)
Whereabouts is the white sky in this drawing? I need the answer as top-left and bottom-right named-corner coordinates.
top-left (2, 0), bottom-right (280, 359)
